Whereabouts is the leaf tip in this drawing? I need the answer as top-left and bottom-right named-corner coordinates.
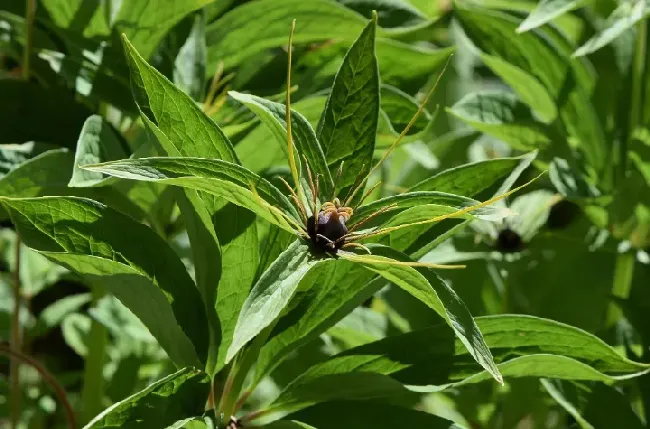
top-left (371, 9), bottom-right (378, 24)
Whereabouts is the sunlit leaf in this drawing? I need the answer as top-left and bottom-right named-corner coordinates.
top-left (1, 196), bottom-right (208, 367)
top-left (317, 14), bottom-right (380, 191)
top-left (226, 241), bottom-right (327, 363)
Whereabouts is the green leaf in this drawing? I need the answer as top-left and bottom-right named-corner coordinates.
top-left (317, 14), bottom-right (380, 191)
top-left (0, 80), bottom-right (91, 147)
top-left (287, 401), bottom-right (465, 429)
top-left (228, 91), bottom-right (334, 199)
top-left (83, 367), bottom-right (210, 428)
top-left (174, 11), bottom-right (207, 101)
top-left (0, 149), bottom-right (74, 197)
top-left (253, 261), bottom-right (378, 383)
top-left (548, 157), bottom-right (604, 200)
top-left (447, 91), bottom-right (553, 151)
top-left (205, 0), bottom-right (368, 71)
top-left (1, 196), bottom-right (208, 367)
top-left (115, 0), bottom-right (214, 59)
top-left (574, 1), bottom-right (650, 57)
top-left (69, 115), bottom-right (129, 188)
top-left (352, 191), bottom-right (510, 230)
top-left (226, 240), bottom-right (327, 363)
top-left (84, 157), bottom-right (302, 233)
top-left (121, 34), bottom-right (237, 162)
top-left (339, 0), bottom-right (426, 28)
top-left (478, 53), bottom-right (557, 123)
top-left (380, 85), bottom-right (430, 135)
top-left (212, 204), bottom-right (259, 371)
top-left (340, 245), bottom-right (503, 384)
top-left (409, 155), bottom-right (527, 194)
top-left (40, 0), bottom-right (110, 37)
top-left (456, 8), bottom-right (606, 170)
top-left (275, 315), bottom-right (649, 401)
top-left (269, 372), bottom-right (410, 414)
top-left (0, 142), bottom-right (56, 177)
top-left (517, 0), bottom-right (586, 33)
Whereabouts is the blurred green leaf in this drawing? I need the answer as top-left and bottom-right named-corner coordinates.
top-left (338, 0), bottom-right (426, 28)
top-left (517, 0), bottom-right (586, 33)
top-left (574, 1), bottom-right (649, 57)
top-left (456, 7), bottom-right (606, 170)
top-left (0, 149), bottom-right (74, 197)
top-left (448, 92), bottom-right (553, 151)
top-left (205, 0), bottom-right (368, 71)
top-left (583, 384), bottom-right (645, 429)
top-left (69, 115), bottom-right (129, 188)
top-left (226, 240), bottom-right (327, 363)
top-left (174, 11), bottom-right (207, 101)
top-left (115, 0), bottom-right (214, 59)
top-left (83, 367), bottom-right (210, 428)
top-left (1, 196), bottom-right (208, 367)
top-left (40, 0), bottom-right (110, 37)
top-left (317, 14), bottom-right (379, 191)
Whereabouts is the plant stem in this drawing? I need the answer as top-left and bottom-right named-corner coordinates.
top-left (1, 345), bottom-right (77, 429)
top-left (22, 0), bottom-right (36, 80)
top-left (80, 285), bottom-right (107, 424)
top-left (10, 237), bottom-right (22, 428)
top-left (606, 252), bottom-right (636, 326)
top-left (623, 19), bottom-right (647, 179)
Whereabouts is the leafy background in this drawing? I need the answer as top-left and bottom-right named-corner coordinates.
top-left (1, 0), bottom-right (650, 428)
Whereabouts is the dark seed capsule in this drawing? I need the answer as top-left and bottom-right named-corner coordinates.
top-left (496, 227), bottom-right (523, 253)
top-left (307, 210), bottom-right (348, 252)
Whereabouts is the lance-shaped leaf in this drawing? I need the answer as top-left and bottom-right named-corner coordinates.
top-left (83, 367), bottom-right (210, 428)
top-left (574, 1), bottom-right (650, 57)
top-left (339, 245), bottom-right (503, 384)
top-left (226, 241), bottom-right (328, 363)
top-left (69, 115), bottom-right (129, 188)
top-left (517, 0), bottom-right (586, 33)
top-left (253, 261), bottom-right (379, 384)
top-left (122, 34), bottom-right (237, 162)
top-left (352, 191), bottom-right (511, 230)
top-left (447, 91), bottom-right (553, 151)
top-left (84, 157), bottom-right (302, 233)
top-left (317, 12), bottom-right (380, 191)
top-left (0, 196), bottom-right (208, 367)
top-left (266, 315), bottom-right (649, 412)
top-left (409, 155), bottom-right (527, 195)
top-left (229, 91), bottom-right (334, 199)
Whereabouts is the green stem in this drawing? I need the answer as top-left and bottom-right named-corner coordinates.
top-left (606, 252), bottom-right (636, 326)
top-left (623, 19), bottom-right (647, 178)
top-left (9, 237), bottom-right (22, 429)
top-left (80, 285), bottom-right (107, 424)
